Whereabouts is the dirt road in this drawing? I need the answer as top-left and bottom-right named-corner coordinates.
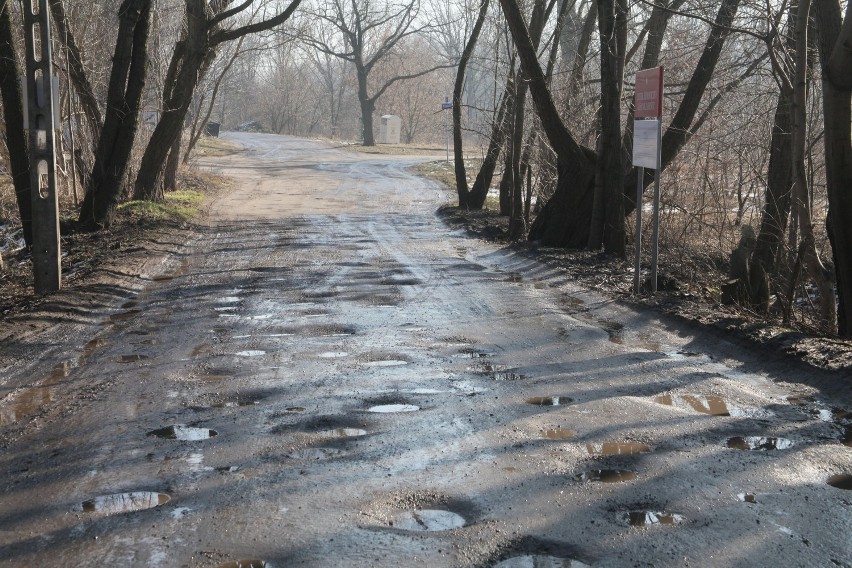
top-left (1, 133), bottom-right (850, 567)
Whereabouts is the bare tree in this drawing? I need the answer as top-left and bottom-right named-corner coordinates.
top-left (304, 0), bottom-right (450, 145)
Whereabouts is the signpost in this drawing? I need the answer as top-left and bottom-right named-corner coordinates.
top-left (632, 67), bottom-right (663, 295)
top-left (441, 97), bottom-right (453, 163)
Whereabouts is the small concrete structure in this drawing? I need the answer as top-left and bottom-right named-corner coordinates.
top-left (378, 115), bottom-right (401, 144)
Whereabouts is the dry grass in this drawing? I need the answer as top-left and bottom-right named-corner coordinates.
top-left (193, 135), bottom-right (242, 158)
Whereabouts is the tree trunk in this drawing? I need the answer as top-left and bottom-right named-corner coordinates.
top-left (589, 0), bottom-right (627, 255)
top-left (133, 0), bottom-right (209, 201)
top-left (162, 127), bottom-right (182, 193)
top-left (78, 0), bottom-right (152, 230)
top-left (356, 66), bottom-right (375, 145)
top-left (453, 0), bottom-right (490, 208)
top-left (0, 1), bottom-right (33, 246)
top-left (813, 0), bottom-right (852, 335)
top-left (467, 86), bottom-right (512, 209)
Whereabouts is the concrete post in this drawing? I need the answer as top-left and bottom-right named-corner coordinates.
top-left (23, 0), bottom-right (61, 294)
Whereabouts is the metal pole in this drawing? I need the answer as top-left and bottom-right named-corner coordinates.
top-left (650, 119), bottom-right (662, 293)
top-left (23, 0), bottom-right (62, 294)
top-left (634, 166), bottom-right (644, 294)
top-left (445, 108), bottom-right (449, 163)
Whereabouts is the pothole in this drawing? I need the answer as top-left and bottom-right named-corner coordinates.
top-left (287, 447), bottom-right (346, 460)
top-left (576, 469), bottom-right (637, 483)
top-left (454, 347), bottom-right (494, 359)
top-left (121, 300), bottom-right (139, 309)
top-left (526, 396), bottom-right (573, 406)
top-left (380, 277), bottom-right (423, 286)
top-left (316, 428), bottom-right (368, 438)
top-left (117, 354), bottom-right (149, 363)
top-left (300, 324), bottom-right (356, 337)
top-left (367, 404), bottom-right (420, 413)
top-left (216, 560), bottom-right (269, 568)
top-left (586, 442), bottom-right (652, 456)
top-left (827, 474), bottom-right (852, 490)
top-left (387, 509), bottom-right (466, 531)
top-left (487, 535), bottom-right (588, 567)
top-left (298, 416), bottom-right (371, 439)
top-left (317, 351), bottom-right (349, 359)
top-left (654, 394), bottom-right (771, 418)
top-left (493, 556), bottom-right (589, 568)
top-left (726, 436), bottom-right (793, 450)
top-left (541, 428), bottom-right (575, 440)
top-left (621, 510), bottom-right (686, 527)
top-left (737, 493), bottom-right (757, 503)
top-left (147, 425), bottom-right (218, 441)
top-left (236, 350), bottom-right (266, 357)
top-left (363, 354), bottom-right (410, 367)
top-left (285, 407), bottom-right (306, 413)
top-left (842, 426), bottom-right (852, 447)
top-left (74, 492), bottom-right (170, 514)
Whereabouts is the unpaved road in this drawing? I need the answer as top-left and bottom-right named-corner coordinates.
top-left (1, 133), bottom-right (850, 567)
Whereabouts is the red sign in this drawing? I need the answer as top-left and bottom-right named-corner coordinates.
top-left (634, 67), bottom-right (663, 119)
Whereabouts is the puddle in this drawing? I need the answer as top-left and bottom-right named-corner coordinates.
top-left (737, 493), bottom-right (757, 503)
top-left (842, 426), bottom-right (852, 447)
top-left (586, 442), bottom-right (652, 456)
top-left (455, 347), bottom-right (494, 359)
top-left (301, 324), bottom-right (356, 337)
top-left (82, 337), bottom-right (107, 361)
top-left (493, 556), bottom-right (589, 568)
top-left (365, 360), bottom-right (409, 367)
top-left (236, 350), bottom-right (266, 357)
top-left (317, 351), bottom-right (349, 359)
top-left (504, 272), bottom-right (523, 282)
top-left (367, 404), bottom-right (420, 413)
top-left (380, 277), bottom-right (423, 286)
top-left (147, 425), bottom-right (218, 441)
top-left (152, 275), bottom-right (174, 282)
top-left (387, 509), bottom-right (466, 531)
top-left (216, 466), bottom-right (241, 474)
top-left (654, 394), bottom-right (771, 418)
top-left (726, 436), bottom-right (793, 450)
top-left (218, 297), bottom-right (242, 303)
top-left (526, 397), bottom-right (573, 406)
top-left (576, 469), bottom-right (637, 483)
top-left (315, 428), bottom-right (368, 438)
top-left (287, 447), bottom-right (346, 460)
top-left (217, 560), bottom-right (269, 568)
top-left (812, 407), bottom-right (851, 422)
top-left (192, 343), bottom-right (212, 357)
top-left (542, 428), bottom-right (575, 440)
top-left (121, 301), bottom-right (139, 309)
top-left (827, 474), bottom-right (852, 490)
top-left (117, 355), bottom-right (150, 363)
top-left (75, 492), bottom-right (170, 514)
top-left (285, 407), bottom-right (306, 413)
top-left (622, 510), bottom-right (686, 527)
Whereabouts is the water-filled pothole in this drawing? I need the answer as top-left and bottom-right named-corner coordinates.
top-left (493, 556), bottom-right (589, 567)
top-left (121, 301), bottom-right (139, 309)
top-left (74, 492), bottom-right (170, 514)
top-left (526, 397), bottom-right (573, 406)
top-left (842, 426), bottom-right (852, 447)
top-left (738, 493), bottom-right (757, 503)
top-left (365, 359), bottom-right (409, 367)
top-left (317, 351), bottom-right (349, 359)
top-left (287, 447), bottom-right (346, 460)
top-left (827, 474), bottom-right (852, 490)
top-left (454, 347), bottom-right (494, 359)
top-left (586, 442), bottom-right (651, 456)
top-left (542, 428), bottom-right (575, 440)
top-left (726, 436), bottom-right (793, 450)
top-left (216, 560), bottom-right (268, 568)
top-left (300, 324), bottom-right (356, 337)
top-left (621, 510), bottom-right (686, 527)
top-left (315, 427), bottom-right (368, 438)
top-left (388, 509), bottom-right (466, 531)
top-left (654, 394), bottom-right (771, 418)
top-left (368, 404), bottom-right (420, 413)
top-left (576, 469), bottom-right (637, 483)
top-left (117, 354), bottom-right (149, 363)
top-left (147, 425), bottom-right (218, 441)
top-left (285, 407), bottom-right (306, 413)
top-left (236, 350), bottom-right (266, 357)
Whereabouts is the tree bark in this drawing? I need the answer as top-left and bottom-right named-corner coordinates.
top-left (467, 86), bottom-right (512, 209)
top-left (356, 65), bottom-right (376, 145)
top-left (78, 0), bottom-right (152, 230)
top-left (813, 0), bottom-right (852, 335)
top-left (0, 1), bottom-right (33, 246)
top-left (453, 0), bottom-right (490, 208)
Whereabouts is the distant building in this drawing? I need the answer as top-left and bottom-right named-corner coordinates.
top-left (378, 115), bottom-right (401, 144)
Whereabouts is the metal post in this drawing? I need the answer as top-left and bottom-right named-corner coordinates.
top-left (445, 107), bottom-right (449, 164)
top-left (650, 119), bottom-right (662, 293)
top-left (23, 0), bottom-right (61, 294)
top-left (634, 166), bottom-right (644, 294)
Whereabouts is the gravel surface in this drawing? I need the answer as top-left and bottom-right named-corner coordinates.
top-left (0, 133), bottom-right (850, 567)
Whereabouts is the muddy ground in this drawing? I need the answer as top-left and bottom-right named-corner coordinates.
top-left (0, 133), bottom-right (850, 567)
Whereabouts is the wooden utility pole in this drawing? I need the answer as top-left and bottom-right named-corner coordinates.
top-left (23, 0), bottom-right (62, 294)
